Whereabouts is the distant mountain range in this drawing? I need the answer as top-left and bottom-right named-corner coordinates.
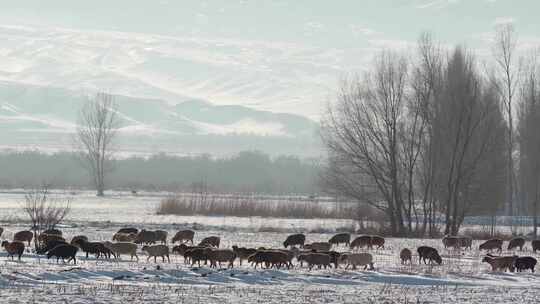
top-left (0, 81), bottom-right (321, 156)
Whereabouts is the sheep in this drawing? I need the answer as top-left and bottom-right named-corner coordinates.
top-left (0, 227), bottom-right (3, 238)
top-left (317, 251), bottom-right (341, 268)
top-left (135, 230), bottom-right (158, 245)
top-left (479, 239), bottom-right (503, 253)
top-left (37, 239), bottom-right (68, 254)
top-left (482, 255), bottom-right (517, 272)
top-left (507, 237), bottom-right (526, 251)
top-left (103, 241), bottom-right (139, 261)
top-left (142, 245), bottom-right (170, 263)
top-left (400, 248), bottom-right (412, 264)
top-left (248, 250), bottom-right (290, 269)
top-left (350, 235), bottom-right (372, 251)
top-left (43, 228), bottom-right (62, 236)
top-left (113, 232), bottom-right (137, 242)
top-left (458, 236), bottom-right (473, 250)
top-left (370, 236), bottom-right (385, 249)
top-left (198, 236), bottom-right (220, 248)
top-left (171, 230), bottom-right (195, 244)
top-left (339, 253), bottom-right (374, 270)
top-left (305, 242), bottom-right (332, 252)
top-left (14, 230), bottom-right (33, 246)
top-left (71, 235), bottom-right (88, 245)
top-left (417, 246), bottom-right (442, 265)
top-left (205, 248), bottom-right (236, 268)
top-left (38, 233), bottom-right (65, 246)
top-left (184, 248), bottom-right (209, 266)
top-left (297, 253), bottom-right (332, 270)
top-left (1, 241), bottom-right (25, 260)
top-left (72, 239), bottom-right (114, 259)
top-left (155, 230), bottom-right (168, 244)
top-left (442, 235), bottom-right (460, 249)
top-left (47, 244), bottom-right (78, 264)
top-left (283, 233), bottom-right (305, 248)
top-left (532, 240), bottom-right (540, 253)
top-left (117, 227), bottom-right (138, 234)
top-left (232, 245), bottom-right (257, 266)
top-left (328, 233), bottom-right (351, 247)
top-left (514, 256), bottom-right (537, 273)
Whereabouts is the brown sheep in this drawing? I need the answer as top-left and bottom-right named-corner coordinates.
top-left (328, 233), bottom-right (350, 247)
top-left (232, 245), bottom-right (257, 266)
top-left (417, 246), bottom-right (442, 265)
top-left (400, 248), bottom-right (412, 264)
top-left (479, 239), bottom-right (503, 253)
top-left (117, 227), bottom-right (138, 234)
top-left (507, 237), bottom-right (526, 251)
top-left (442, 236), bottom-right (460, 249)
top-left (297, 253), bottom-right (331, 270)
top-left (184, 248), bottom-right (209, 267)
top-left (198, 236), bottom-right (220, 248)
top-left (317, 251), bottom-right (341, 269)
top-left (458, 236), bottom-right (473, 250)
top-left (71, 235), bottom-right (88, 245)
top-left (1, 241), bottom-right (25, 260)
top-left (113, 232), bottom-right (137, 242)
top-left (283, 233), bottom-right (305, 248)
top-left (172, 230), bottom-right (195, 244)
top-left (339, 253), bottom-right (374, 270)
top-left (248, 250), bottom-right (289, 269)
top-left (103, 241), bottom-right (139, 261)
top-left (43, 228), bottom-right (62, 236)
top-left (532, 240), bottom-right (540, 253)
top-left (350, 235), bottom-right (372, 251)
top-left (142, 245), bottom-right (170, 263)
top-left (72, 239), bottom-right (114, 259)
top-left (38, 233), bottom-right (65, 245)
top-left (370, 236), bottom-right (385, 249)
top-left (155, 230), bottom-right (168, 244)
top-left (482, 254), bottom-right (517, 272)
top-left (304, 242), bottom-right (332, 252)
top-left (205, 248), bottom-right (236, 268)
top-left (14, 230), bottom-right (33, 246)
top-left (135, 230), bottom-right (158, 245)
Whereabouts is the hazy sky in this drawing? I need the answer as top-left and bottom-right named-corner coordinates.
top-left (0, 0), bottom-right (538, 118)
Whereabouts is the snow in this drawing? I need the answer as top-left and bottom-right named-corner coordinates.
top-left (0, 191), bottom-right (539, 303)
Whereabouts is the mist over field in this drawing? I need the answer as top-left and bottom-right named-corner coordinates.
top-left (1, 1), bottom-right (540, 304)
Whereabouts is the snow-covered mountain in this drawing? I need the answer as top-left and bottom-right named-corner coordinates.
top-left (0, 81), bottom-right (321, 156)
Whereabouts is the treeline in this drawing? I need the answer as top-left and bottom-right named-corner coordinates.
top-left (0, 150), bottom-right (320, 194)
top-left (321, 26), bottom-right (539, 237)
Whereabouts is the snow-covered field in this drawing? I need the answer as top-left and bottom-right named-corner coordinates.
top-left (1, 191), bottom-right (539, 303)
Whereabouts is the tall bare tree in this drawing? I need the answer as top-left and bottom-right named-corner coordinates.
top-left (75, 93), bottom-right (119, 196)
top-left (491, 24), bottom-right (522, 223)
top-left (518, 53), bottom-right (540, 237)
top-left (321, 51), bottom-right (411, 236)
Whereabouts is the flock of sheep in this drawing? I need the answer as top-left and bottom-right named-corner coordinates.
top-left (0, 227), bottom-right (538, 273)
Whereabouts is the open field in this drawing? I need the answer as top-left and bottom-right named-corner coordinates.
top-left (0, 191), bottom-right (539, 303)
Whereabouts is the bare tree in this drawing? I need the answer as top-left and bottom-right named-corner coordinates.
top-left (75, 93), bottom-right (119, 196)
top-left (518, 53), bottom-right (540, 237)
top-left (491, 24), bottom-right (522, 225)
top-left (321, 51), bottom-right (411, 236)
top-left (22, 186), bottom-right (71, 250)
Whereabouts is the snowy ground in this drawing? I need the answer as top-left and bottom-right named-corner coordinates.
top-left (0, 191), bottom-right (539, 303)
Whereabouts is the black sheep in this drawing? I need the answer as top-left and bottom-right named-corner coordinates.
top-left (47, 244), bottom-right (78, 264)
top-left (37, 240), bottom-right (68, 254)
top-left (73, 239), bottom-right (115, 259)
top-left (283, 234), bottom-right (305, 248)
top-left (417, 246), bottom-right (442, 265)
top-left (514, 256), bottom-right (537, 273)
